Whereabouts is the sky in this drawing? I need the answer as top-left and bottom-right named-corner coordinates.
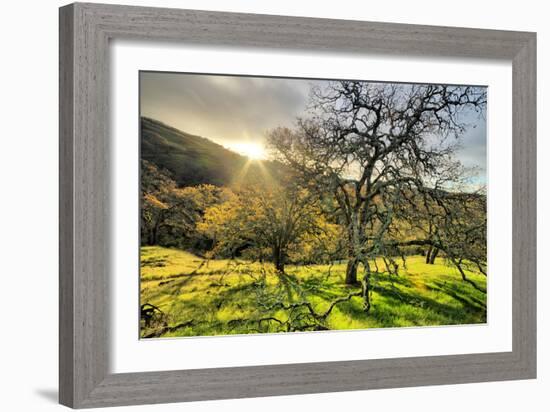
top-left (140, 72), bottom-right (487, 184)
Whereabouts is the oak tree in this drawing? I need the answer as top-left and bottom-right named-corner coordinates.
top-left (268, 81), bottom-right (487, 309)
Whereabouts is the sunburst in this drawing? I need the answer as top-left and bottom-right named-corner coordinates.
top-left (228, 142), bottom-right (267, 160)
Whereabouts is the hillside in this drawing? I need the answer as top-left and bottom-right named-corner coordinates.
top-left (141, 117), bottom-right (279, 187)
top-left (140, 246), bottom-right (487, 338)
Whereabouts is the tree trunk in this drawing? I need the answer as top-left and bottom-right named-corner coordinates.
top-left (275, 259), bottom-right (285, 273)
top-left (273, 247), bottom-right (285, 273)
top-left (362, 272), bottom-right (371, 312)
top-left (345, 257), bottom-right (359, 285)
top-left (428, 247), bottom-right (439, 264)
top-left (425, 246), bottom-right (433, 264)
top-left (149, 225), bottom-right (159, 245)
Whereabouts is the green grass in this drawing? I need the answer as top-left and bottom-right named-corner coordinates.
top-left (140, 246), bottom-right (487, 338)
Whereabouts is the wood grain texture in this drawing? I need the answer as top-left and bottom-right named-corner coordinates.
top-left (59, 5), bottom-right (74, 406)
top-left (512, 34), bottom-right (537, 374)
top-left (59, 2), bottom-right (537, 408)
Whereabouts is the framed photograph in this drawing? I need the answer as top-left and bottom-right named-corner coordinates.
top-left (59, 2), bottom-right (536, 408)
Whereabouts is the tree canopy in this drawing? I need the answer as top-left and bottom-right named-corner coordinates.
top-left (268, 81), bottom-right (487, 309)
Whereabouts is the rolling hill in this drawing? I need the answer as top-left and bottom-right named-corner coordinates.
top-left (141, 117), bottom-right (255, 187)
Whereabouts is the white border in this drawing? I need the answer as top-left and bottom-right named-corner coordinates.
top-left (110, 40), bottom-right (512, 373)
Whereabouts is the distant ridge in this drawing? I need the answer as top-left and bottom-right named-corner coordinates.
top-left (141, 117), bottom-right (253, 187)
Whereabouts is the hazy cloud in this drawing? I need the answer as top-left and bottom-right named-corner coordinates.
top-left (140, 72), bottom-right (313, 146)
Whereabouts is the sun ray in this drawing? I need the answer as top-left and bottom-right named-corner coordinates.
top-left (231, 158), bottom-right (253, 187)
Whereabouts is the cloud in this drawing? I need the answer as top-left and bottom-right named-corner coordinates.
top-left (454, 111), bottom-right (487, 183)
top-left (140, 72), bottom-right (312, 146)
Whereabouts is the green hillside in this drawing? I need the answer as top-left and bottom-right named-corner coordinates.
top-left (141, 117), bottom-right (279, 187)
top-left (140, 246), bottom-right (487, 338)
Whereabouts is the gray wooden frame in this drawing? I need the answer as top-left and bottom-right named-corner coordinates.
top-left (59, 2), bottom-right (536, 408)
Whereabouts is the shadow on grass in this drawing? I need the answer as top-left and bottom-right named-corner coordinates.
top-left (142, 261), bottom-right (488, 337)
top-left (141, 255), bottom-right (168, 268)
top-left (375, 285), bottom-right (460, 315)
top-left (426, 279), bottom-right (487, 309)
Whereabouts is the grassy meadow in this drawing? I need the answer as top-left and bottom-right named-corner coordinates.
top-left (140, 246), bottom-right (487, 338)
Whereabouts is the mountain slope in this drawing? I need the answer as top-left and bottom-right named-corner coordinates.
top-left (141, 117), bottom-right (252, 187)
